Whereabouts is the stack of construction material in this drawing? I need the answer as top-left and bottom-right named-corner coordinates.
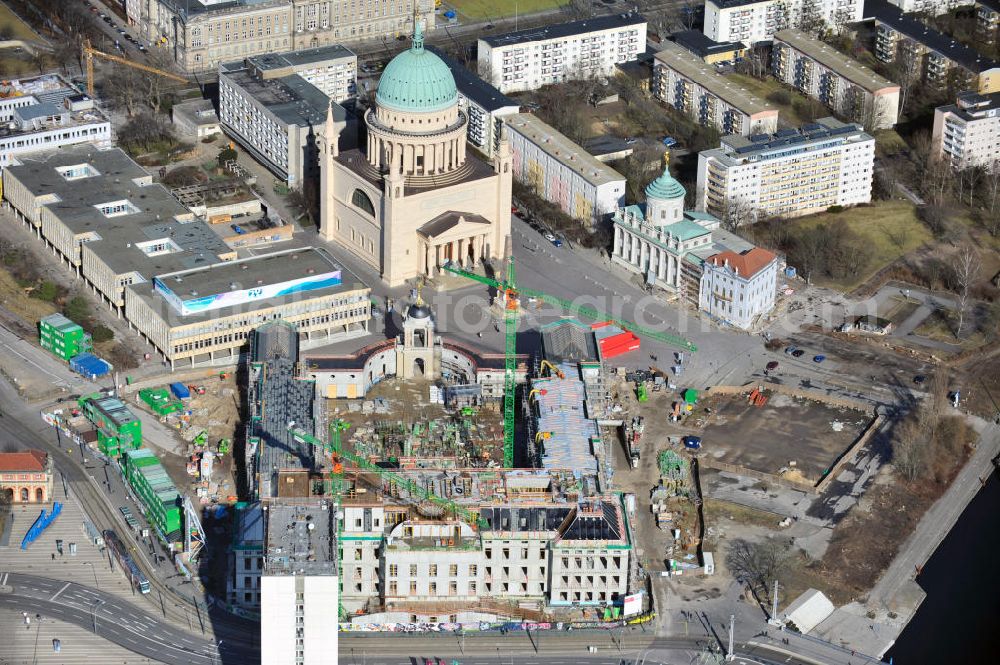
top-left (591, 321), bottom-right (639, 359)
top-left (39, 313), bottom-right (92, 361)
top-left (534, 361), bottom-right (600, 476)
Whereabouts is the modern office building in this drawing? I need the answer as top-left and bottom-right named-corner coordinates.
top-left (133, 0), bottom-right (433, 74)
top-left (2, 146), bottom-right (234, 315)
top-left (867, 0), bottom-right (1000, 94)
top-left (245, 45), bottom-right (357, 102)
top-left (0, 75), bottom-right (111, 168)
top-left (125, 247), bottom-right (372, 369)
top-left (478, 13), bottom-right (647, 94)
top-left (773, 29), bottom-right (900, 130)
top-left (703, 0), bottom-right (864, 46)
top-left (320, 23), bottom-right (513, 287)
top-left (218, 56), bottom-right (352, 185)
top-left (672, 29), bottom-right (746, 65)
top-left (652, 41), bottom-right (779, 136)
top-left (504, 113), bottom-right (626, 225)
top-left (260, 502), bottom-right (338, 665)
top-left (426, 46), bottom-right (521, 158)
top-left (932, 91), bottom-right (1000, 168)
top-left (696, 117), bottom-right (875, 220)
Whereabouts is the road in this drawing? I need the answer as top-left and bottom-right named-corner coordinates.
top-left (0, 378), bottom-right (259, 648)
top-left (0, 573), bottom-right (249, 665)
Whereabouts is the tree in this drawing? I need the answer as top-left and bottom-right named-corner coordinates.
top-left (891, 47), bottom-right (923, 120)
top-left (91, 325), bottom-right (114, 344)
top-left (951, 245), bottom-right (981, 338)
top-left (104, 64), bottom-right (145, 117)
top-left (789, 225), bottom-right (826, 284)
top-left (118, 114), bottom-right (176, 155)
top-left (718, 198), bottom-right (760, 231)
top-left (63, 296), bottom-right (89, 323)
top-left (725, 539), bottom-right (787, 600)
top-left (140, 50), bottom-right (182, 113)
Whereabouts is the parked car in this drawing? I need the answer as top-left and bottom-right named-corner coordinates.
top-left (766, 361), bottom-right (779, 371)
top-left (682, 436), bottom-right (702, 450)
top-left (784, 346), bottom-right (797, 355)
top-left (662, 136), bottom-right (677, 147)
top-left (813, 354), bottom-right (826, 363)
top-left (913, 375), bottom-right (926, 385)
top-left (791, 349), bottom-right (805, 358)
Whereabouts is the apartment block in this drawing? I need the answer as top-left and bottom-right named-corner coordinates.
top-left (426, 46), bottom-right (521, 158)
top-left (0, 75), bottom-right (111, 167)
top-left (703, 0), bottom-right (864, 46)
top-left (246, 44), bottom-right (357, 102)
top-left (478, 13), bottom-right (646, 94)
top-left (696, 117), bottom-right (875, 220)
top-left (135, 0), bottom-right (433, 74)
top-left (652, 41), bottom-right (779, 136)
top-left (886, 0), bottom-right (962, 13)
top-left (219, 55), bottom-right (352, 185)
top-left (868, 0), bottom-right (1000, 94)
top-left (978, 0), bottom-right (1000, 44)
top-left (504, 113), bottom-right (626, 224)
top-left (672, 29), bottom-right (747, 65)
top-left (932, 91), bottom-right (1000, 168)
top-left (773, 29), bottom-right (900, 130)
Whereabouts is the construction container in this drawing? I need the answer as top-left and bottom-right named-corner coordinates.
top-left (591, 321), bottom-right (640, 359)
top-left (122, 448), bottom-right (183, 540)
top-left (39, 314), bottom-right (92, 361)
top-left (69, 353), bottom-right (112, 380)
top-left (169, 382), bottom-right (191, 400)
top-left (139, 388), bottom-right (183, 416)
top-left (78, 394), bottom-right (142, 457)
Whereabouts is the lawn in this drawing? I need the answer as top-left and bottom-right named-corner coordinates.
top-left (0, 2), bottom-right (44, 43)
top-left (0, 268), bottom-right (57, 324)
top-left (446, 0), bottom-right (569, 21)
top-left (0, 49), bottom-right (39, 76)
top-left (724, 73), bottom-right (822, 128)
top-left (794, 200), bottom-right (933, 291)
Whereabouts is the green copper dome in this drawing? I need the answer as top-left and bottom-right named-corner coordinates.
top-left (645, 154), bottom-right (686, 201)
top-left (375, 22), bottom-right (458, 113)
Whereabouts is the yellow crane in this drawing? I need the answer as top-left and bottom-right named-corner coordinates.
top-left (81, 39), bottom-right (187, 97)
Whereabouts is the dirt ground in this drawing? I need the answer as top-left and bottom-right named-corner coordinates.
top-left (696, 392), bottom-right (872, 482)
top-left (324, 376), bottom-right (507, 466)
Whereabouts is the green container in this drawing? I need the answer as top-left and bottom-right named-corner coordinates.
top-left (139, 388), bottom-right (183, 416)
top-left (79, 394), bottom-right (142, 457)
top-left (39, 314), bottom-right (92, 361)
top-left (122, 449), bottom-right (183, 538)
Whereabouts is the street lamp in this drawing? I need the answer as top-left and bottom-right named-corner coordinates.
top-left (82, 561), bottom-right (99, 587)
top-left (91, 599), bottom-right (105, 634)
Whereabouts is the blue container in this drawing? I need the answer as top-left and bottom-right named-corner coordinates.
top-left (69, 353), bottom-right (112, 379)
top-left (170, 382), bottom-right (191, 400)
top-left (785, 266), bottom-right (797, 278)
top-left (444, 10), bottom-right (456, 18)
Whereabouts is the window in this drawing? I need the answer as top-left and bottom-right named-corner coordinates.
top-left (469, 564), bottom-right (478, 576)
top-left (409, 564), bottom-right (417, 576)
top-left (351, 188), bottom-right (375, 216)
top-left (389, 564), bottom-right (398, 576)
top-left (449, 564), bottom-right (458, 576)
top-left (95, 200), bottom-right (139, 217)
top-left (429, 582), bottom-right (437, 594)
top-left (429, 564), bottom-right (438, 576)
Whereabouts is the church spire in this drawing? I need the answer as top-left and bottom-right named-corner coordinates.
top-left (412, 12), bottom-right (424, 51)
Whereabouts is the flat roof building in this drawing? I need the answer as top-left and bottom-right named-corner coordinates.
top-left (478, 13), bottom-right (647, 94)
top-left (672, 29), bottom-right (746, 65)
top-left (426, 46), bottom-right (520, 157)
top-left (261, 501), bottom-right (338, 665)
top-left (504, 113), bottom-right (626, 224)
top-left (773, 29), bottom-right (900, 130)
top-left (867, 0), bottom-right (1000, 94)
top-left (124, 246), bottom-right (372, 368)
top-left (932, 91), bottom-right (1000, 168)
top-left (245, 44), bottom-right (357, 103)
top-left (696, 117), bottom-right (875, 220)
top-left (219, 57), bottom-right (353, 185)
top-left (703, 0), bottom-right (864, 46)
top-left (0, 75), bottom-right (112, 167)
top-left (653, 41), bottom-right (779, 136)
top-left (2, 146), bottom-right (235, 314)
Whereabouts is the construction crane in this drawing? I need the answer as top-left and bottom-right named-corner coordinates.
top-left (288, 425), bottom-right (487, 529)
top-left (443, 255), bottom-right (697, 467)
top-left (81, 39), bottom-right (187, 97)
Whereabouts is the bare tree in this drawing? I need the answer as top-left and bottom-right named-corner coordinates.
top-left (725, 539), bottom-right (787, 600)
top-left (718, 197), bottom-right (759, 231)
top-left (104, 64), bottom-right (145, 117)
top-left (792, 226), bottom-right (826, 284)
top-left (951, 245), bottom-right (981, 338)
top-left (891, 47), bottom-right (923, 119)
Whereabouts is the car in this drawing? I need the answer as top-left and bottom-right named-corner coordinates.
top-left (784, 346), bottom-right (797, 355)
top-left (624, 137), bottom-right (637, 145)
top-left (682, 436), bottom-right (702, 450)
top-left (766, 361), bottom-right (779, 371)
top-left (138, 44), bottom-right (147, 52)
top-left (791, 349), bottom-right (805, 358)
top-left (813, 354), bottom-right (826, 363)
top-left (662, 136), bottom-right (677, 147)
top-left (543, 233), bottom-right (562, 247)
top-left (913, 375), bottom-right (927, 385)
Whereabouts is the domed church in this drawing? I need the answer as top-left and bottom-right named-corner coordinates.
top-left (319, 21), bottom-right (513, 287)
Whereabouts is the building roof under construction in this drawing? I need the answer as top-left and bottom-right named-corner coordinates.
top-left (264, 501), bottom-right (337, 576)
top-left (540, 319), bottom-right (598, 363)
top-left (533, 362), bottom-right (600, 477)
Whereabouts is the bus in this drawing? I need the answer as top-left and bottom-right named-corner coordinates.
top-left (103, 529), bottom-right (151, 594)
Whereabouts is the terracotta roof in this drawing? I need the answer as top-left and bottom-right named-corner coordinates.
top-left (707, 248), bottom-right (776, 279)
top-left (0, 450), bottom-right (48, 472)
